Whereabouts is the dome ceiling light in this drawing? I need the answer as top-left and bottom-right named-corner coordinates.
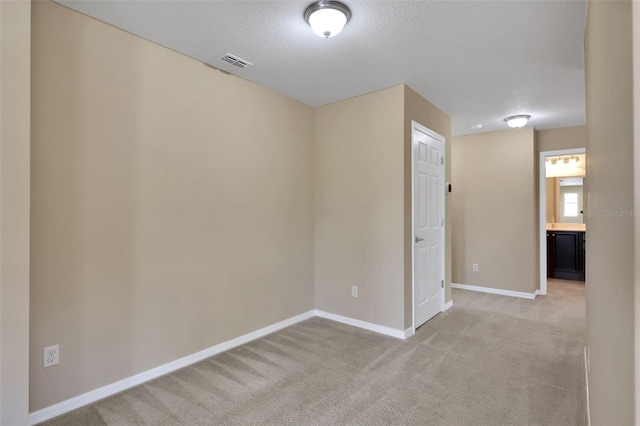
top-left (504, 114), bottom-right (531, 128)
top-left (304, 1), bottom-right (351, 38)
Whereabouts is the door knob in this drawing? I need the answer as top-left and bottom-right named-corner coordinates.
top-left (415, 237), bottom-right (424, 243)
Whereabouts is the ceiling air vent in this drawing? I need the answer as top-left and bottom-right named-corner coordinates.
top-left (219, 53), bottom-right (253, 69)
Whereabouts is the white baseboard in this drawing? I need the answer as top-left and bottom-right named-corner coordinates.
top-left (443, 300), bottom-right (454, 311)
top-left (30, 308), bottom-right (414, 424)
top-left (451, 283), bottom-right (537, 300)
top-left (584, 346), bottom-right (591, 426)
top-left (28, 310), bottom-right (316, 425)
top-left (314, 310), bottom-right (409, 340)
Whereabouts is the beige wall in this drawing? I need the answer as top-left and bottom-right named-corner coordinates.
top-left (0, 1), bottom-right (31, 424)
top-left (314, 85), bottom-right (451, 332)
top-left (452, 128), bottom-right (538, 294)
top-left (30, 1), bottom-right (315, 411)
top-left (536, 126), bottom-right (586, 153)
top-left (634, 2), bottom-right (640, 422)
top-left (315, 85), bottom-right (406, 330)
top-left (546, 178), bottom-right (557, 223)
top-left (403, 86), bottom-right (452, 328)
top-left (585, 1), bottom-right (635, 423)
top-left (31, 4), bottom-right (452, 412)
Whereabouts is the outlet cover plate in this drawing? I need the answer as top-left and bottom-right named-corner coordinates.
top-left (44, 344), bottom-right (59, 368)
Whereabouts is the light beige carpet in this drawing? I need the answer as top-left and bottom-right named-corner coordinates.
top-left (41, 280), bottom-right (586, 425)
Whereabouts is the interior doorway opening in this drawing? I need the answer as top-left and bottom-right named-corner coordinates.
top-left (539, 148), bottom-right (586, 295)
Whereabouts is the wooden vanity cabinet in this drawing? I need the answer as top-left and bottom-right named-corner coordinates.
top-left (547, 230), bottom-right (585, 281)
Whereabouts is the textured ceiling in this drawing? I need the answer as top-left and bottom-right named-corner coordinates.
top-left (57, 0), bottom-right (588, 136)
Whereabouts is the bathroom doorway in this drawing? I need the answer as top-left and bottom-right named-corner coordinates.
top-left (539, 148), bottom-right (586, 295)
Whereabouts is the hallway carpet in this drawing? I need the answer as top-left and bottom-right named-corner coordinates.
top-left (42, 281), bottom-right (586, 425)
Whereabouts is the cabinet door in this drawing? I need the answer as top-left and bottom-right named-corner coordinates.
top-left (550, 231), bottom-right (582, 280)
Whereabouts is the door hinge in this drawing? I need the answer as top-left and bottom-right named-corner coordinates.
top-left (440, 157), bottom-right (444, 165)
top-left (441, 218), bottom-right (444, 226)
top-left (441, 280), bottom-right (444, 288)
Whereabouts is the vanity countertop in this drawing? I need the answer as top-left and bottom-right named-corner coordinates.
top-left (546, 223), bottom-right (586, 232)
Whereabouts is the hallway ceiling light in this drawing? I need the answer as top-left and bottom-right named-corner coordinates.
top-left (304, 1), bottom-right (351, 38)
top-left (504, 114), bottom-right (531, 128)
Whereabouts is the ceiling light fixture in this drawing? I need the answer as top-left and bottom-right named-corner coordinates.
top-left (504, 114), bottom-right (531, 128)
top-left (304, 1), bottom-right (351, 38)
top-left (546, 155), bottom-right (580, 166)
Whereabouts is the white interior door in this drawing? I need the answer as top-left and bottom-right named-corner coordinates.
top-left (413, 121), bottom-right (445, 329)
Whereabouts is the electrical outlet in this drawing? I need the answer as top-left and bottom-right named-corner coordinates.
top-left (472, 263), bottom-right (479, 272)
top-left (351, 286), bottom-right (358, 298)
top-left (44, 345), bottom-right (59, 368)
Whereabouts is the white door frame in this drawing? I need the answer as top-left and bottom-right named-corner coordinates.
top-left (539, 147), bottom-right (586, 295)
top-left (411, 120), bottom-right (446, 332)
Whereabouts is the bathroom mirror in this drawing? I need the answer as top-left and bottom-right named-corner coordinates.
top-left (546, 177), bottom-right (584, 224)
